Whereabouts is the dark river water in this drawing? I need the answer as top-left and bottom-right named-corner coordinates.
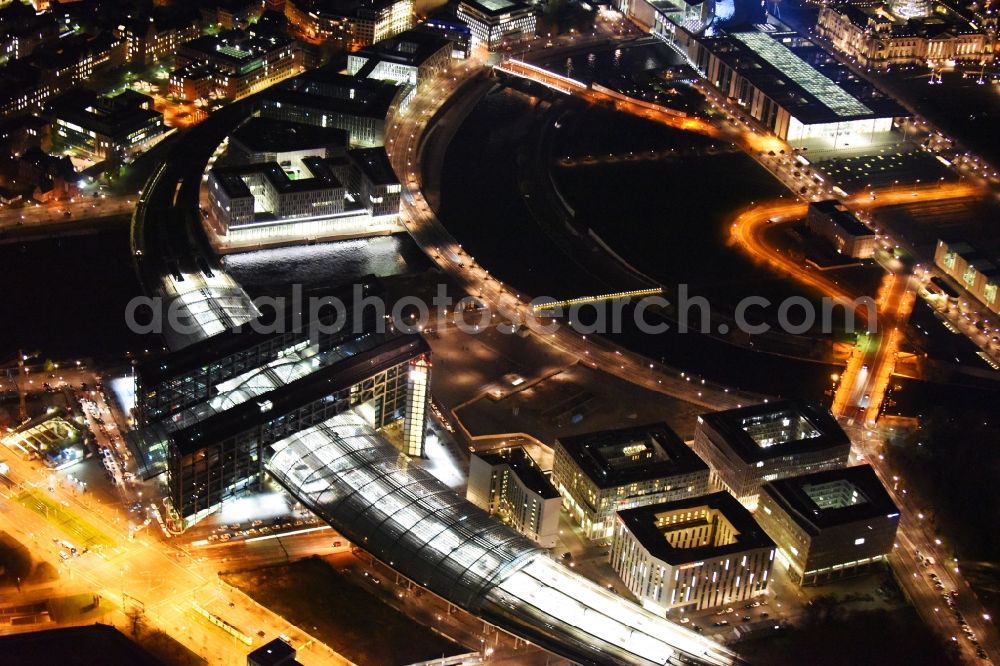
top-left (0, 231), bottom-right (430, 362)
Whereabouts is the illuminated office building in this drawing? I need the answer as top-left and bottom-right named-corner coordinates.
top-left (667, 27), bottom-right (908, 149)
top-left (817, 3), bottom-right (992, 70)
top-left (51, 89), bottom-right (168, 162)
top-left (457, 0), bottom-right (536, 52)
top-left (806, 199), bottom-right (878, 259)
top-left (553, 423), bottom-right (710, 540)
top-left (756, 465), bottom-right (900, 585)
top-left (611, 492), bottom-right (775, 614)
top-left (285, 0), bottom-right (414, 48)
top-left (934, 238), bottom-right (1000, 315)
top-left (692, 400), bottom-right (851, 506)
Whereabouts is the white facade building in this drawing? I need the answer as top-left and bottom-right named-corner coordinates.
top-left (611, 492), bottom-right (775, 614)
top-left (467, 447), bottom-right (562, 548)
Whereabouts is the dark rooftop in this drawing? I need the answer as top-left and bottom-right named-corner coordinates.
top-left (698, 29), bottom-right (906, 125)
top-left (698, 399), bottom-right (850, 463)
top-left (0, 624), bottom-right (162, 666)
top-left (231, 118), bottom-right (348, 155)
top-left (180, 30), bottom-right (294, 67)
top-left (557, 423), bottom-right (708, 489)
top-left (248, 637), bottom-right (296, 666)
top-left (48, 89), bottom-right (163, 142)
top-left (349, 147), bottom-right (398, 186)
top-left (354, 29), bottom-right (453, 67)
top-left (810, 199), bottom-right (875, 237)
top-left (259, 69), bottom-right (399, 120)
top-left (617, 492), bottom-right (774, 565)
top-left (761, 464), bottom-right (900, 535)
top-left (476, 447), bottom-right (560, 499)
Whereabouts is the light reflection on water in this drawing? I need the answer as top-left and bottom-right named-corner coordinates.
top-left (224, 234), bottom-right (431, 295)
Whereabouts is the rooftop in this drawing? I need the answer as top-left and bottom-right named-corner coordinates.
top-left (476, 447), bottom-right (560, 499)
top-left (48, 89), bottom-right (163, 141)
top-left (698, 400), bottom-right (850, 463)
top-left (617, 492), bottom-right (774, 565)
top-left (828, 3), bottom-right (985, 38)
top-left (294, 0), bottom-right (410, 20)
top-left (761, 464), bottom-right (900, 535)
top-left (231, 118), bottom-right (348, 155)
top-left (354, 29), bottom-right (453, 67)
top-left (349, 147), bottom-right (398, 186)
top-left (459, 0), bottom-right (535, 17)
top-left (733, 31), bottom-right (869, 117)
top-left (260, 68), bottom-right (400, 121)
top-left (210, 157), bottom-right (345, 200)
top-left (180, 30), bottom-right (293, 69)
top-left (557, 423), bottom-right (708, 489)
top-left (247, 638), bottom-right (297, 666)
top-left (699, 29), bottom-right (906, 125)
top-left (810, 199), bottom-right (875, 238)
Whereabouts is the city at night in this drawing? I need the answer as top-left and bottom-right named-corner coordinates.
top-left (0, 0), bottom-right (998, 663)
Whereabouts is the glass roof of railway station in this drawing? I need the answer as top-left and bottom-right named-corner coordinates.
top-left (267, 412), bottom-right (541, 610)
top-left (160, 271), bottom-right (259, 345)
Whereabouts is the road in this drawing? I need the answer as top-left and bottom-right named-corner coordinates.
top-left (0, 194), bottom-right (135, 242)
top-left (0, 434), bottom-right (352, 665)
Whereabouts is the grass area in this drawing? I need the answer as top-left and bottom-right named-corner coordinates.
top-left (738, 605), bottom-right (958, 665)
top-left (223, 556), bottom-right (467, 666)
top-left (14, 489), bottom-right (115, 549)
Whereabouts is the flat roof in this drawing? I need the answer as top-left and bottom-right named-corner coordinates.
top-left (210, 157), bottom-right (345, 199)
top-left (0, 625), bottom-right (162, 666)
top-left (248, 638), bottom-right (296, 666)
top-left (49, 89), bottom-right (162, 141)
top-left (617, 492), bottom-right (774, 565)
top-left (349, 147), bottom-right (398, 186)
top-left (761, 464), bottom-right (899, 535)
top-left (698, 30), bottom-right (906, 125)
top-left (355, 29), bottom-right (453, 67)
top-left (810, 199), bottom-right (874, 237)
top-left (260, 70), bottom-right (399, 121)
top-left (557, 423), bottom-right (708, 489)
top-left (698, 399), bottom-right (850, 463)
top-left (181, 31), bottom-right (293, 66)
top-left (460, 0), bottom-right (535, 17)
top-left (476, 447), bottom-right (560, 499)
top-left (171, 334), bottom-right (428, 455)
top-left (231, 118), bottom-right (348, 154)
